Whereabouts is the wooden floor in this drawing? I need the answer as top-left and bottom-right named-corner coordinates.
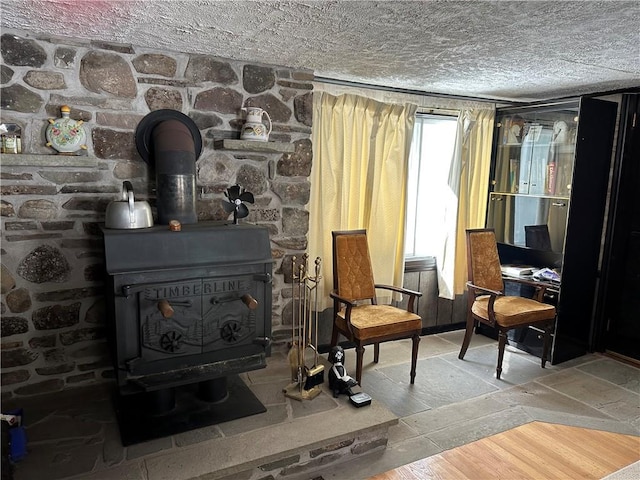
top-left (370, 422), bottom-right (640, 480)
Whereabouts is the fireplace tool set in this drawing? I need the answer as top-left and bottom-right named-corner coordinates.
top-left (284, 254), bottom-right (325, 401)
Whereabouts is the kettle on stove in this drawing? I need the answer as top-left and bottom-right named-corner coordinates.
top-left (105, 181), bottom-right (153, 229)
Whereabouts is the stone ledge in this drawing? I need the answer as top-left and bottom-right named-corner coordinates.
top-left (214, 139), bottom-right (295, 153)
top-left (1, 153), bottom-right (98, 167)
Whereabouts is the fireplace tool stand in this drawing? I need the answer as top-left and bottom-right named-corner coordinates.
top-left (284, 255), bottom-right (324, 401)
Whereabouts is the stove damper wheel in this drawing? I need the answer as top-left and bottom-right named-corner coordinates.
top-left (221, 321), bottom-right (242, 343)
top-left (160, 331), bottom-right (183, 352)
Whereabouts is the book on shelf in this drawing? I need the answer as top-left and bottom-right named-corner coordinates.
top-left (500, 265), bottom-right (534, 277)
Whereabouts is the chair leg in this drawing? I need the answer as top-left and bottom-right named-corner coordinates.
top-left (496, 330), bottom-right (508, 380)
top-left (330, 324), bottom-right (339, 348)
top-left (373, 343), bottom-right (380, 363)
top-left (410, 334), bottom-right (420, 384)
top-left (355, 344), bottom-right (365, 385)
top-left (458, 313), bottom-right (475, 360)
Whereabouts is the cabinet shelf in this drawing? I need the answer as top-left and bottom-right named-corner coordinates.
top-left (498, 143), bottom-right (574, 153)
top-left (0, 153), bottom-right (97, 167)
top-left (213, 139), bottom-right (295, 153)
top-left (491, 191), bottom-right (570, 201)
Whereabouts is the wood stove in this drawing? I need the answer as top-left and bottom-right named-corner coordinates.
top-left (101, 221), bottom-right (272, 444)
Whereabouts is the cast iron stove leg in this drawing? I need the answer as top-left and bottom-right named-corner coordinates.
top-left (198, 377), bottom-right (229, 403)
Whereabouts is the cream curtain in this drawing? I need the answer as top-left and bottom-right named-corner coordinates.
top-left (436, 108), bottom-right (495, 299)
top-left (308, 92), bottom-right (418, 308)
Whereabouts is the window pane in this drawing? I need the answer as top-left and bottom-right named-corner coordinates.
top-left (405, 115), bottom-right (458, 258)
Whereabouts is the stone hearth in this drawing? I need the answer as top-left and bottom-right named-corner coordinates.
top-left (2, 347), bottom-right (396, 480)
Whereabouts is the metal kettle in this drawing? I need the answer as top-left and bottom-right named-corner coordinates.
top-left (105, 181), bottom-right (153, 229)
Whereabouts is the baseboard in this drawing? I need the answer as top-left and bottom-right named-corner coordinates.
top-left (603, 350), bottom-right (640, 368)
top-left (421, 322), bottom-right (465, 336)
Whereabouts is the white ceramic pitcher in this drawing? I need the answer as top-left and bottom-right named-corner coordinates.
top-left (240, 107), bottom-right (272, 142)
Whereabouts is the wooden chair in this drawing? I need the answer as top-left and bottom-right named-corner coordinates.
top-left (330, 230), bottom-right (422, 385)
top-left (459, 228), bottom-right (556, 379)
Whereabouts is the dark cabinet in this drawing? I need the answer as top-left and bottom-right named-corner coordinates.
top-left (595, 93), bottom-right (640, 362)
top-left (485, 97), bottom-right (618, 364)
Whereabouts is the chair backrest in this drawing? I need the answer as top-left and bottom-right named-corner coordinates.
top-left (466, 228), bottom-right (504, 293)
top-left (332, 230), bottom-right (376, 301)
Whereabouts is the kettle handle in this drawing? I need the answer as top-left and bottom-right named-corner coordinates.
top-left (262, 110), bottom-right (272, 135)
top-left (122, 181), bottom-right (136, 224)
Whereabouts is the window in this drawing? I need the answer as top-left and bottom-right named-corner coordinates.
top-left (405, 114), bottom-right (458, 259)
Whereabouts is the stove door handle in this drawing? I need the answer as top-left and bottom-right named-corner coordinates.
top-left (254, 273), bottom-right (272, 283)
top-left (241, 294), bottom-right (258, 310)
top-left (158, 299), bottom-right (174, 318)
top-left (253, 337), bottom-right (271, 347)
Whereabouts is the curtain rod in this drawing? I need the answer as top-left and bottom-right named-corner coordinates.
top-left (313, 76), bottom-right (514, 105)
top-left (314, 77), bottom-right (640, 106)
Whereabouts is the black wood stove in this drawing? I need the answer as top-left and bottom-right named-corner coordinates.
top-left (101, 221), bottom-right (272, 445)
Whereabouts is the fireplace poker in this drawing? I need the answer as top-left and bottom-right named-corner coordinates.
top-left (287, 256), bottom-right (302, 383)
top-left (303, 257), bottom-right (325, 390)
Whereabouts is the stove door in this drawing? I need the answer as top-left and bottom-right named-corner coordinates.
top-left (139, 279), bottom-right (204, 361)
top-left (201, 274), bottom-right (264, 353)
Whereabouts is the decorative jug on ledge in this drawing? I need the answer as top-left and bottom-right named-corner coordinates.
top-left (45, 105), bottom-right (88, 155)
top-left (240, 107), bottom-right (272, 142)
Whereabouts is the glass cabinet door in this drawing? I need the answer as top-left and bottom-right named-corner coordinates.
top-left (493, 106), bottom-right (578, 197)
top-left (487, 193), bottom-right (569, 254)
top-left (488, 102), bottom-right (581, 257)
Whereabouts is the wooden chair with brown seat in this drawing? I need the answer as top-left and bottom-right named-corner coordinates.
top-left (458, 228), bottom-right (556, 379)
top-left (330, 229), bottom-right (423, 386)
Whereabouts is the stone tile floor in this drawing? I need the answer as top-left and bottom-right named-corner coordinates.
top-left (3, 329), bottom-right (639, 480)
top-left (312, 331), bottom-right (640, 480)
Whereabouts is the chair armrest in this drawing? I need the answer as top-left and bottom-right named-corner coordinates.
top-left (466, 281), bottom-right (502, 326)
top-left (329, 291), bottom-right (357, 307)
top-left (374, 284), bottom-right (422, 313)
top-left (466, 281), bottom-right (503, 297)
top-left (330, 291), bottom-right (357, 336)
top-left (374, 284), bottom-right (423, 298)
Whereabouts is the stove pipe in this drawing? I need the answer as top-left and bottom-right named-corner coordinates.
top-left (135, 110), bottom-right (203, 225)
top-left (152, 119), bottom-right (197, 224)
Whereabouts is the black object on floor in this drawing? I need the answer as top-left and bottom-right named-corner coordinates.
top-left (349, 392), bottom-right (372, 408)
top-left (114, 375), bottom-right (266, 446)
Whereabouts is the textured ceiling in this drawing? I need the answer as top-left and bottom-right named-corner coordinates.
top-left (2, 0), bottom-right (639, 102)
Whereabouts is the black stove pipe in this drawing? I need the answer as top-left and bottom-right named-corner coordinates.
top-left (152, 119), bottom-right (197, 224)
top-left (135, 110), bottom-right (203, 225)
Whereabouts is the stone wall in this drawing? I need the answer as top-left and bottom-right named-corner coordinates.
top-left (0, 30), bottom-right (313, 398)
